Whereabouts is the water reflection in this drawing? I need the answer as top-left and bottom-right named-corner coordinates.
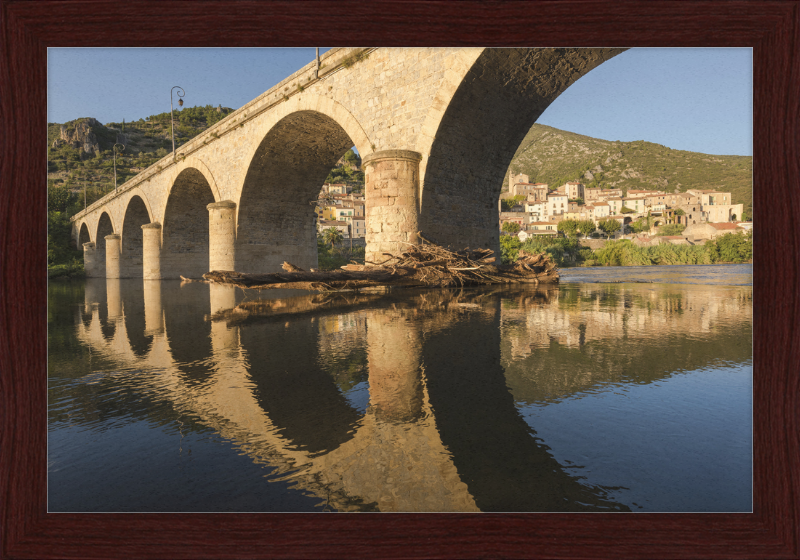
top-left (49, 276), bottom-right (752, 512)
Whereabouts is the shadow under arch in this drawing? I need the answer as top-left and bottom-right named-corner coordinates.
top-left (77, 222), bottom-right (91, 249)
top-left (238, 319), bottom-right (363, 455)
top-left (418, 48), bottom-right (625, 254)
top-left (161, 282), bottom-right (214, 385)
top-left (94, 212), bottom-right (115, 278)
top-left (420, 297), bottom-right (630, 512)
top-left (162, 168), bottom-right (216, 279)
top-left (236, 110), bottom-right (356, 273)
top-left (120, 195), bottom-right (152, 278)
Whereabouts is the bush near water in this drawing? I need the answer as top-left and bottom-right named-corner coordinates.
top-left (500, 231), bottom-right (752, 267)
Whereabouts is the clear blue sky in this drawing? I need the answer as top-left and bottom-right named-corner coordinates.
top-left (48, 47), bottom-right (752, 156)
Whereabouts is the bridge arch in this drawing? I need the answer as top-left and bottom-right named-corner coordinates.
top-left (120, 192), bottom-right (153, 278)
top-left (93, 212), bottom-right (115, 278)
top-left (416, 47), bottom-right (625, 253)
top-left (161, 166), bottom-right (217, 279)
top-left (235, 99), bottom-right (368, 273)
top-left (78, 222), bottom-right (91, 246)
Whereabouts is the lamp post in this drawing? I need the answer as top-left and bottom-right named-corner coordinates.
top-left (113, 143), bottom-right (125, 193)
top-left (170, 86), bottom-right (185, 161)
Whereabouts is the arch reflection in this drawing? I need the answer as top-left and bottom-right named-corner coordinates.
top-left (71, 280), bottom-right (751, 512)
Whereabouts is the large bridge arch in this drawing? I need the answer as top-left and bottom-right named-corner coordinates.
top-left (235, 98), bottom-right (370, 273)
top-left (119, 191), bottom-right (154, 278)
top-left (161, 167), bottom-right (217, 279)
top-left (416, 47), bottom-right (626, 253)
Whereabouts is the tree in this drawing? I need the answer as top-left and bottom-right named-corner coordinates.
top-left (48, 182), bottom-right (74, 213)
top-left (502, 195), bottom-right (525, 210)
top-left (597, 218), bottom-right (621, 236)
top-left (501, 221), bottom-right (521, 234)
top-left (323, 227), bottom-right (343, 249)
top-left (657, 224), bottom-right (686, 236)
top-left (673, 208), bottom-right (685, 216)
top-left (557, 219), bottom-right (579, 237)
top-left (628, 216), bottom-right (652, 234)
top-left (577, 220), bottom-right (596, 237)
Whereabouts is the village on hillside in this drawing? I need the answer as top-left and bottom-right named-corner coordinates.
top-left (499, 172), bottom-right (751, 247)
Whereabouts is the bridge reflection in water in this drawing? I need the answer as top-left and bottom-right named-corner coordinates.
top-left (56, 278), bottom-right (752, 512)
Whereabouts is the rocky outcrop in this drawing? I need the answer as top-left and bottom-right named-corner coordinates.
top-left (60, 118), bottom-right (101, 154)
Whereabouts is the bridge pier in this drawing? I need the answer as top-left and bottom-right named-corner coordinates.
top-left (207, 201), bottom-right (237, 272)
top-left (367, 311), bottom-right (424, 422)
top-left (82, 242), bottom-right (100, 277)
top-left (104, 234), bottom-right (121, 279)
top-left (363, 150), bottom-right (422, 265)
top-left (141, 223), bottom-right (162, 280)
top-left (106, 278), bottom-right (122, 320)
top-left (143, 280), bottom-right (164, 336)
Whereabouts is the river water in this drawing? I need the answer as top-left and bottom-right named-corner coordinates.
top-left (48, 264), bottom-right (752, 512)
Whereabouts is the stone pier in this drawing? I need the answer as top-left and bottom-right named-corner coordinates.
top-left (141, 223), bottom-right (162, 280)
top-left (104, 234), bottom-right (121, 279)
top-left (207, 201), bottom-right (236, 272)
top-left (364, 150), bottom-right (422, 264)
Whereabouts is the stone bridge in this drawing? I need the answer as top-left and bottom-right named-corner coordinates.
top-left (70, 47), bottom-right (624, 279)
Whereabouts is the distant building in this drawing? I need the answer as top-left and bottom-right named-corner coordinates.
top-left (528, 222), bottom-right (558, 235)
top-left (683, 222), bottom-right (745, 242)
top-left (325, 183), bottom-right (352, 194)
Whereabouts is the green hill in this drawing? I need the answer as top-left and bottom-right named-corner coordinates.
top-left (508, 124), bottom-right (752, 219)
top-left (47, 105), bottom-right (236, 207)
top-left (47, 106), bottom-right (364, 207)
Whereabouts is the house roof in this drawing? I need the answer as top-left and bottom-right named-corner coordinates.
top-left (709, 222), bottom-right (742, 230)
top-left (530, 222), bottom-right (555, 226)
top-left (662, 236), bottom-right (686, 240)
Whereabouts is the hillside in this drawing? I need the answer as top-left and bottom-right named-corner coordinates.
top-left (47, 106), bottom-right (363, 208)
top-left (48, 105), bottom-right (238, 207)
top-left (508, 125), bottom-right (752, 219)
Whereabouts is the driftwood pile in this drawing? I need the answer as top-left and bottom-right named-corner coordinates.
top-left (203, 237), bottom-right (558, 292)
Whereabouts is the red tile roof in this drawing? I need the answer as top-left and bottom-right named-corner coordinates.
top-left (709, 223), bottom-right (742, 230)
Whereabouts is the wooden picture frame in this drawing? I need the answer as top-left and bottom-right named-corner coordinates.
top-left (2, 1), bottom-right (797, 557)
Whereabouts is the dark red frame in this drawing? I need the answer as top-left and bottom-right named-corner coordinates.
top-left (2, 1), bottom-right (798, 558)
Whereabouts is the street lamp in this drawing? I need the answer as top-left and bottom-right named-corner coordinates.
top-left (170, 86), bottom-right (185, 161)
top-left (113, 143), bottom-right (125, 193)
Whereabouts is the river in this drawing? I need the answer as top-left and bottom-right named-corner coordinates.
top-left (47, 264), bottom-right (752, 512)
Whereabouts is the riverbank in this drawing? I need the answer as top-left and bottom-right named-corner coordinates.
top-left (501, 232), bottom-right (752, 268)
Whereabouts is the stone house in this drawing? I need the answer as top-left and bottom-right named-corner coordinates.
top-left (547, 193), bottom-right (568, 216)
top-left (499, 212), bottom-right (525, 230)
top-left (508, 172), bottom-right (530, 190)
top-left (512, 182), bottom-right (549, 199)
top-left (528, 222), bottom-right (558, 235)
top-left (682, 222), bottom-right (744, 242)
top-left (318, 220), bottom-right (350, 237)
top-left (622, 196), bottom-right (646, 213)
top-left (592, 202), bottom-right (610, 219)
top-left (351, 217), bottom-right (366, 238)
top-left (605, 197), bottom-right (624, 214)
top-left (562, 181), bottom-right (585, 200)
top-left (659, 236), bottom-right (691, 245)
top-left (325, 183), bottom-right (352, 194)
